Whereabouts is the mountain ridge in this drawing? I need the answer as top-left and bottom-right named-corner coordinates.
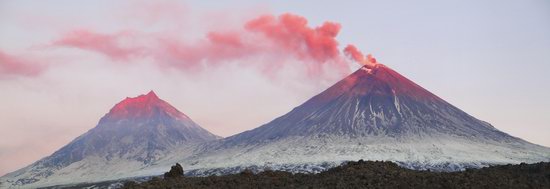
top-left (173, 63), bottom-right (549, 174)
top-left (0, 91), bottom-right (219, 188)
top-left (2, 65), bottom-right (549, 188)
top-left (105, 91), bottom-right (191, 121)
top-left (218, 64), bottom-right (513, 142)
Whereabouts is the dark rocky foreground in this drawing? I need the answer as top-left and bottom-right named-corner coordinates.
top-left (122, 160), bottom-right (550, 189)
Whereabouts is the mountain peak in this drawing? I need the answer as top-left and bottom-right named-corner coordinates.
top-left (125, 90), bottom-right (159, 101)
top-left (106, 91), bottom-right (188, 120)
top-left (345, 64), bottom-right (442, 102)
top-left (146, 90), bottom-right (159, 99)
top-left (225, 63), bottom-right (521, 144)
top-left (6, 91), bottom-right (221, 186)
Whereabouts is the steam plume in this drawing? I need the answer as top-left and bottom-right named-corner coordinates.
top-left (344, 44), bottom-right (376, 68)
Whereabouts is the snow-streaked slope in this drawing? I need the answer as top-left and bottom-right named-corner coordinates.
top-left (174, 135), bottom-right (549, 175)
top-left (2, 65), bottom-right (549, 188)
top-left (169, 64), bottom-right (549, 175)
top-left (0, 91), bottom-right (219, 188)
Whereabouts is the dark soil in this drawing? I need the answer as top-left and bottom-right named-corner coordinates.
top-left (123, 160), bottom-right (550, 189)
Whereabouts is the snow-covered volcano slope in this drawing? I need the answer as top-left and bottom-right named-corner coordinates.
top-left (2, 65), bottom-right (549, 188)
top-left (175, 64), bottom-right (549, 174)
top-left (0, 91), bottom-right (219, 188)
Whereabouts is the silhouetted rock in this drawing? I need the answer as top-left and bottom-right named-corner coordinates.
top-left (163, 163), bottom-right (184, 179)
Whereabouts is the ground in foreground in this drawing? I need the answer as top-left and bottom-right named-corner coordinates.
top-left (122, 160), bottom-right (550, 189)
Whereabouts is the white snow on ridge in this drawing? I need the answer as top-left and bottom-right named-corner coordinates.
top-left (2, 65), bottom-right (550, 188)
top-left (173, 135), bottom-right (548, 171)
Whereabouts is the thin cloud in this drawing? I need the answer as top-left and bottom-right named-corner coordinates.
top-left (0, 50), bottom-right (46, 78)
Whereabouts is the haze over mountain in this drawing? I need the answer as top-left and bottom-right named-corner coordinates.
top-left (0, 91), bottom-right (219, 188)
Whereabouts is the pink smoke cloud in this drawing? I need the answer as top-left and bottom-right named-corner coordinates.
top-left (245, 13), bottom-right (342, 62)
top-left (0, 50), bottom-right (46, 78)
top-left (155, 31), bottom-right (262, 68)
top-left (344, 44), bottom-right (376, 68)
top-left (244, 13), bottom-right (347, 76)
top-left (51, 12), bottom-right (360, 79)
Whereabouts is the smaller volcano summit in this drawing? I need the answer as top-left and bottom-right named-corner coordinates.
top-left (1, 91), bottom-right (219, 187)
top-left (61, 90), bottom-right (219, 165)
top-left (105, 91), bottom-right (189, 121)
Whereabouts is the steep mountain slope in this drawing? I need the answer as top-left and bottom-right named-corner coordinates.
top-left (178, 64), bottom-right (550, 174)
top-left (0, 91), bottom-right (219, 188)
top-left (2, 65), bottom-right (549, 188)
top-left (232, 64), bottom-right (509, 141)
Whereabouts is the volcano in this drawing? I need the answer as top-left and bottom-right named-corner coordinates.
top-left (180, 64), bottom-right (550, 174)
top-left (2, 65), bottom-right (549, 188)
top-left (1, 91), bottom-right (219, 188)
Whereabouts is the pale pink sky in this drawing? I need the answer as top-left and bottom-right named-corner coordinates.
top-left (1, 0), bottom-right (549, 176)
